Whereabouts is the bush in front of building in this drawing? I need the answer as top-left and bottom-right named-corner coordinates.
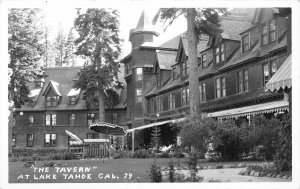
top-left (149, 159), bottom-right (162, 182)
top-left (10, 149), bottom-right (78, 161)
top-left (133, 149), bottom-right (154, 158)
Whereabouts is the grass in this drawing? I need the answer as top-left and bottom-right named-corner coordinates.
top-left (9, 158), bottom-right (264, 183)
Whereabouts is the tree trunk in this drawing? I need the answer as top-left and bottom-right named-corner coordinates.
top-left (97, 85), bottom-right (105, 122)
top-left (187, 8), bottom-right (201, 118)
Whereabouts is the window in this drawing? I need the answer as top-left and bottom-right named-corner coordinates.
top-left (261, 19), bottom-right (276, 45)
top-left (46, 114), bottom-right (56, 126)
top-left (182, 58), bottom-right (188, 77)
top-left (237, 70), bottom-right (249, 93)
top-left (87, 113), bottom-right (96, 125)
top-left (45, 133), bottom-right (56, 147)
top-left (27, 134), bottom-right (34, 147)
top-left (28, 115), bottom-right (34, 126)
top-left (157, 71), bottom-right (163, 87)
top-left (87, 133), bottom-right (99, 139)
top-left (12, 134), bottom-right (16, 147)
top-left (172, 67), bottom-right (177, 80)
top-left (215, 43), bottom-right (225, 64)
top-left (169, 93), bottom-right (175, 110)
top-left (125, 64), bottom-right (130, 74)
top-left (35, 81), bottom-right (43, 88)
top-left (182, 88), bottom-right (189, 106)
top-left (242, 34), bottom-right (250, 52)
top-left (199, 83), bottom-right (206, 102)
top-left (263, 60), bottom-right (277, 86)
top-left (112, 113), bottom-right (118, 124)
top-left (69, 114), bottom-right (75, 126)
top-left (136, 68), bottom-right (143, 80)
top-left (69, 97), bottom-right (76, 105)
top-left (159, 96), bottom-right (164, 112)
top-left (216, 77), bottom-right (226, 98)
top-left (46, 96), bottom-right (59, 107)
top-left (136, 89), bottom-right (142, 102)
top-left (202, 54), bottom-right (207, 68)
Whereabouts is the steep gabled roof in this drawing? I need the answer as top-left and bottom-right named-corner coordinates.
top-left (156, 50), bottom-right (177, 70)
top-left (43, 80), bottom-right (62, 96)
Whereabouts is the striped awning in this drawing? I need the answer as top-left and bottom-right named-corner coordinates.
top-left (207, 100), bottom-right (289, 119)
top-left (83, 139), bottom-right (110, 143)
top-left (65, 130), bottom-right (82, 142)
top-left (265, 55), bottom-right (291, 92)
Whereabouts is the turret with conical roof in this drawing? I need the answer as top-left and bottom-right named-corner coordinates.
top-left (129, 10), bottom-right (159, 49)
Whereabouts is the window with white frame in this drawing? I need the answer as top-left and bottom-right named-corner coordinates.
top-left (27, 134), bottom-right (34, 147)
top-left (261, 19), bottom-right (276, 46)
top-left (136, 89), bottom-right (143, 102)
top-left (238, 70), bottom-right (249, 93)
top-left (46, 114), bottom-right (56, 126)
top-left (242, 34), bottom-right (250, 52)
top-left (199, 83), bottom-right (206, 102)
top-left (136, 68), bottom-right (143, 81)
top-left (216, 77), bottom-right (226, 98)
top-left (45, 133), bottom-right (56, 147)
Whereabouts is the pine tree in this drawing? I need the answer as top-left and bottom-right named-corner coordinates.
top-left (54, 23), bottom-right (66, 67)
top-left (150, 126), bottom-right (162, 151)
top-left (64, 28), bottom-right (76, 66)
top-left (74, 8), bottom-right (122, 122)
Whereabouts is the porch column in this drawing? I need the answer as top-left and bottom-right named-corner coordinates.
top-left (132, 131), bottom-right (135, 152)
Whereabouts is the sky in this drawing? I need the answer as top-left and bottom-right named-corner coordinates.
top-left (43, 7), bottom-right (187, 62)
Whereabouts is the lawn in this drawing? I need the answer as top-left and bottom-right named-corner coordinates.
top-left (9, 158), bottom-right (263, 183)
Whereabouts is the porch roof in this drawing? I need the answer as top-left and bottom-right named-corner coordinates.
top-left (207, 99), bottom-right (289, 119)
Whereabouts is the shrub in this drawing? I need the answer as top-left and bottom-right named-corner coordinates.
top-left (274, 114), bottom-right (292, 171)
top-left (112, 150), bottom-right (130, 159)
top-left (173, 151), bottom-right (185, 158)
top-left (133, 149), bottom-right (153, 158)
top-left (63, 152), bottom-right (77, 160)
top-left (149, 160), bottom-right (162, 182)
top-left (157, 151), bottom-right (169, 158)
top-left (208, 120), bottom-right (246, 161)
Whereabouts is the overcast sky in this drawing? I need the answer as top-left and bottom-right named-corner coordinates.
top-left (43, 7), bottom-right (187, 60)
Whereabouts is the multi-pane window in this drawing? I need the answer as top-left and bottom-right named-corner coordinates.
top-left (182, 58), bottom-right (188, 77)
top-left (216, 77), bottom-right (226, 98)
top-left (262, 19), bottom-right (276, 45)
top-left (35, 81), bottom-right (43, 88)
top-left (46, 114), bottom-right (56, 126)
top-left (87, 113), bottom-right (97, 125)
top-left (242, 34), bottom-right (250, 52)
top-left (136, 68), bottom-right (143, 81)
top-left (199, 83), bottom-right (206, 102)
top-left (69, 114), bottom-right (75, 126)
top-left (69, 97), bottom-right (76, 105)
top-left (125, 64), bottom-right (130, 74)
top-left (172, 67), bottom-right (177, 80)
top-left (215, 43), bottom-right (225, 64)
top-left (237, 70), bottom-right (249, 93)
top-left (28, 115), bottom-right (34, 126)
top-left (263, 61), bottom-right (277, 86)
top-left (112, 113), bottom-right (118, 124)
top-left (182, 88), bottom-right (189, 106)
top-left (136, 89), bottom-right (143, 102)
top-left (45, 133), bottom-right (56, 147)
top-left (12, 134), bottom-right (16, 147)
top-left (169, 93), bottom-right (175, 110)
top-left (27, 134), bottom-right (34, 147)
top-left (46, 96), bottom-right (59, 107)
top-left (202, 54), bottom-right (207, 68)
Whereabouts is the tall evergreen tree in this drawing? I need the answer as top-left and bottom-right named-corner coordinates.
top-left (54, 23), bottom-right (66, 67)
top-left (8, 8), bottom-right (45, 152)
top-left (64, 27), bottom-right (76, 66)
top-left (153, 8), bottom-right (226, 118)
top-left (73, 8), bottom-right (122, 123)
top-left (150, 126), bottom-right (162, 152)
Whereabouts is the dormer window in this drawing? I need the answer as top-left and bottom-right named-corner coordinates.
top-left (46, 96), bottom-right (59, 107)
top-left (67, 88), bottom-right (80, 105)
top-left (35, 81), bottom-right (44, 88)
top-left (69, 97), bottom-right (76, 105)
top-left (172, 66), bottom-right (177, 80)
top-left (182, 58), bottom-right (188, 77)
top-left (242, 34), bottom-right (250, 52)
top-left (261, 19), bottom-right (276, 46)
top-left (202, 54), bottom-right (207, 68)
top-left (215, 43), bottom-right (225, 64)
top-left (136, 68), bottom-right (143, 81)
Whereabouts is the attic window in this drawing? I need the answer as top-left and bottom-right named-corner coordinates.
top-left (35, 81), bottom-right (44, 88)
top-left (242, 34), bottom-right (250, 52)
top-left (46, 96), bottom-right (59, 107)
top-left (202, 54), bottom-right (207, 68)
top-left (172, 67), bottom-right (177, 80)
top-left (261, 19), bottom-right (276, 46)
top-left (215, 43), bottom-right (225, 64)
top-left (69, 97), bottom-right (76, 105)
